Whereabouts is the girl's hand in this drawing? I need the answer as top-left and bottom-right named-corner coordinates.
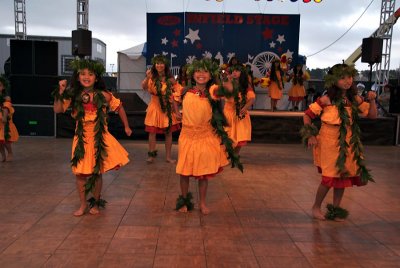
top-left (59, 79), bottom-right (67, 94)
top-left (145, 69), bottom-right (152, 79)
top-left (175, 111), bottom-right (182, 121)
top-left (240, 107), bottom-right (247, 117)
top-left (307, 136), bottom-right (318, 149)
top-left (125, 127), bottom-right (132, 137)
top-left (366, 91), bottom-right (376, 101)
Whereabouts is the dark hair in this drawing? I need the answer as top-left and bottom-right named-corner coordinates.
top-left (326, 84), bottom-right (357, 104)
top-left (293, 64), bottom-right (304, 86)
top-left (270, 59), bottom-right (284, 88)
top-left (151, 62), bottom-right (173, 80)
top-left (228, 56), bottom-right (239, 66)
top-left (177, 64), bottom-right (188, 85)
top-left (70, 70), bottom-right (107, 104)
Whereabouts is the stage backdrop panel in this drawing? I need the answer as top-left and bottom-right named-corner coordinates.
top-left (146, 12), bottom-right (300, 78)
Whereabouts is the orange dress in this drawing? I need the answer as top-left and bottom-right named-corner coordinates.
top-left (63, 92), bottom-right (129, 176)
top-left (0, 99), bottom-right (19, 143)
top-left (305, 99), bottom-right (370, 188)
top-left (176, 85), bottom-right (229, 178)
top-left (288, 72), bottom-right (309, 101)
top-left (268, 71), bottom-right (284, 100)
top-left (144, 78), bottom-right (181, 133)
top-left (223, 88), bottom-right (255, 147)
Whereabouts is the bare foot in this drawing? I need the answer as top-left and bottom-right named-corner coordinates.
top-left (334, 217), bottom-right (345, 222)
top-left (5, 154), bottom-right (13, 162)
top-left (166, 159), bottom-right (176, 164)
top-left (146, 157), bottom-right (154, 164)
top-left (89, 206), bottom-right (100, 215)
top-left (312, 208), bottom-right (326, 221)
top-left (73, 206), bottom-right (87, 217)
top-left (178, 205), bottom-right (188, 213)
top-left (199, 205), bottom-right (210, 215)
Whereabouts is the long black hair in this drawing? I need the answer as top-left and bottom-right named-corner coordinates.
top-left (325, 63), bottom-right (358, 104)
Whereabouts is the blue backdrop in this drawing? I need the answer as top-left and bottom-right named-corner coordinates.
top-left (146, 12), bottom-right (300, 77)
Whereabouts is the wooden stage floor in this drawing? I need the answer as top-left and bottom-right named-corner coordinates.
top-left (0, 137), bottom-right (399, 267)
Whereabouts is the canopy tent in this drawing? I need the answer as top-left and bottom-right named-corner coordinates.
top-left (117, 42), bottom-right (150, 104)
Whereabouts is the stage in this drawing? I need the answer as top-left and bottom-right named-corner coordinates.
top-left (54, 109), bottom-right (399, 146)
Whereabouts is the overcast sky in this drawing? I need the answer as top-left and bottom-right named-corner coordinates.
top-left (0, 0), bottom-right (399, 72)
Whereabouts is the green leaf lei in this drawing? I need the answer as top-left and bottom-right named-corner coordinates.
top-left (335, 98), bottom-right (374, 184)
top-left (70, 90), bottom-right (109, 200)
top-left (299, 124), bottom-right (319, 146)
top-left (154, 77), bottom-right (173, 132)
top-left (204, 87), bottom-right (243, 173)
top-left (0, 93), bottom-right (11, 141)
top-left (216, 80), bottom-right (247, 120)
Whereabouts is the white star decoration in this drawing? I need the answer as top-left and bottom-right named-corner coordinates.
top-left (285, 49), bottom-right (294, 59)
top-left (277, 35), bottom-right (285, 44)
top-left (185, 28), bottom-right (201, 44)
top-left (269, 41), bottom-right (276, 48)
top-left (161, 37), bottom-right (168, 45)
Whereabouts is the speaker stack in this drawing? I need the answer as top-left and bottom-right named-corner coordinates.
top-left (72, 29), bottom-right (92, 57)
top-left (361, 37), bottom-right (383, 64)
top-left (9, 39), bottom-right (58, 136)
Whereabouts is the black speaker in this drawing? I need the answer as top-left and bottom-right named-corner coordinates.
top-left (389, 86), bottom-right (400, 114)
top-left (9, 75), bottom-right (58, 105)
top-left (361, 38), bottom-right (383, 64)
top-left (13, 105), bottom-right (55, 136)
top-left (34, 41), bottom-right (58, 76)
top-left (10, 40), bottom-right (58, 76)
top-left (72, 29), bottom-right (92, 57)
top-left (10, 39), bottom-right (34, 75)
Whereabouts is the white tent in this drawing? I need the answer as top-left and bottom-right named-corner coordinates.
top-left (117, 43), bottom-right (150, 103)
top-left (117, 42), bottom-right (146, 90)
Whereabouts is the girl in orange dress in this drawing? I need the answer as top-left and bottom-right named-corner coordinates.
top-left (302, 63), bottom-right (377, 221)
top-left (268, 59), bottom-right (285, 112)
top-left (141, 55), bottom-right (182, 163)
top-left (288, 64), bottom-right (309, 111)
top-left (223, 64), bottom-right (255, 155)
top-left (0, 75), bottom-right (19, 162)
top-left (175, 58), bottom-right (242, 215)
top-left (53, 59), bottom-right (132, 216)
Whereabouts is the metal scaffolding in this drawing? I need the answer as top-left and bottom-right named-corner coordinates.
top-left (374, 0), bottom-right (396, 87)
top-left (14, 0), bottom-right (26, 40)
top-left (77, 0), bottom-right (89, 30)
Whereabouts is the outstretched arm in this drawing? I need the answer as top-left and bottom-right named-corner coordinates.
top-left (117, 105), bottom-right (132, 136)
top-left (365, 91), bottom-right (377, 119)
top-left (53, 80), bottom-right (68, 113)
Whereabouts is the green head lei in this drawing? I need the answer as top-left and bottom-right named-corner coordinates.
top-left (324, 63), bottom-right (358, 89)
top-left (151, 55), bottom-right (169, 66)
top-left (0, 74), bottom-right (10, 92)
top-left (186, 58), bottom-right (220, 79)
top-left (71, 59), bottom-right (106, 77)
top-left (228, 64), bottom-right (247, 74)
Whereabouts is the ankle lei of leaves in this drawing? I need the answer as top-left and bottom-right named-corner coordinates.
top-left (175, 192), bottom-right (194, 211)
top-left (325, 204), bottom-right (349, 220)
top-left (155, 77), bottom-right (173, 132)
top-left (299, 124), bottom-right (319, 146)
top-left (204, 88), bottom-right (243, 172)
top-left (148, 150), bottom-right (158, 157)
top-left (350, 103), bottom-right (374, 184)
top-left (87, 196), bottom-right (107, 209)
